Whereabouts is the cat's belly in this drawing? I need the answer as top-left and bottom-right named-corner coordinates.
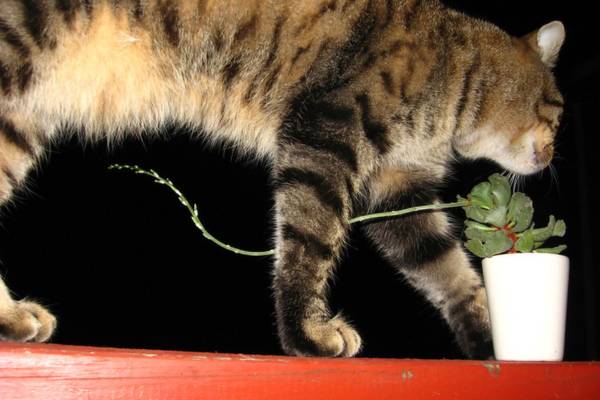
top-left (181, 78), bottom-right (280, 158)
top-left (7, 4), bottom-right (171, 138)
top-left (6, 3), bottom-right (280, 157)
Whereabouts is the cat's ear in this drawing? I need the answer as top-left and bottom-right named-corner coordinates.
top-left (523, 21), bottom-right (566, 67)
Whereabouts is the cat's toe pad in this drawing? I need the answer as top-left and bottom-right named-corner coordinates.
top-left (0, 300), bottom-right (56, 342)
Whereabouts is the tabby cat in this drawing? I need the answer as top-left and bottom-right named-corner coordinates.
top-left (0, 0), bottom-right (565, 358)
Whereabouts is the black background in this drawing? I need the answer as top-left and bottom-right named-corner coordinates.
top-left (0, 0), bottom-right (598, 360)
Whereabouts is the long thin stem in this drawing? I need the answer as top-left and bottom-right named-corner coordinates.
top-left (348, 201), bottom-right (468, 224)
top-left (110, 164), bottom-right (275, 257)
top-left (110, 164), bottom-right (468, 257)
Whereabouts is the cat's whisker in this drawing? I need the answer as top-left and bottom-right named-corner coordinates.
top-left (503, 171), bottom-right (524, 193)
top-left (548, 163), bottom-right (561, 193)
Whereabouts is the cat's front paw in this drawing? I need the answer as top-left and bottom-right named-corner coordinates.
top-left (0, 300), bottom-right (57, 342)
top-left (281, 315), bottom-right (362, 357)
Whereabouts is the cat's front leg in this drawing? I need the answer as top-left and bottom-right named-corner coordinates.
top-left (0, 276), bottom-right (57, 342)
top-left (271, 145), bottom-right (362, 357)
top-left (362, 170), bottom-right (493, 359)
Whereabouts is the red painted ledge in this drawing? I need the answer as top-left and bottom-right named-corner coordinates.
top-left (1, 343), bottom-right (599, 400)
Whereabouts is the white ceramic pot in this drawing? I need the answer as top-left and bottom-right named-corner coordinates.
top-left (482, 253), bottom-right (569, 361)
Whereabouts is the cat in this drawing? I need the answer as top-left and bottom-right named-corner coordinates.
top-left (0, 0), bottom-right (564, 358)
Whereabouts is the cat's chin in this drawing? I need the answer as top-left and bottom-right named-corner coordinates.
top-left (504, 163), bottom-right (548, 176)
top-left (492, 155), bottom-right (550, 176)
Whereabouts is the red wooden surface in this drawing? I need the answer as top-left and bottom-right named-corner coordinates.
top-left (0, 343), bottom-right (599, 400)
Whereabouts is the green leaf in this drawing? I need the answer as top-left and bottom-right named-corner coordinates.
top-left (465, 206), bottom-right (490, 224)
top-left (469, 182), bottom-right (494, 209)
top-left (553, 219), bottom-right (567, 237)
top-left (507, 192), bottom-right (534, 232)
top-left (483, 230), bottom-right (514, 257)
top-left (483, 205), bottom-right (508, 228)
top-left (465, 239), bottom-right (488, 258)
top-left (531, 215), bottom-right (557, 242)
top-left (465, 220), bottom-right (497, 231)
top-left (465, 226), bottom-right (498, 241)
top-left (489, 174), bottom-right (512, 208)
top-left (530, 216), bottom-right (566, 243)
top-left (535, 245), bottom-right (567, 254)
top-left (515, 230), bottom-right (535, 253)
top-left (465, 231), bottom-right (513, 258)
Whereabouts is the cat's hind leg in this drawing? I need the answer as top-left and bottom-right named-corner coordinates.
top-left (361, 169), bottom-right (493, 359)
top-left (0, 114), bottom-right (57, 342)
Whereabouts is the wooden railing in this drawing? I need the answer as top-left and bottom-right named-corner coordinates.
top-left (1, 343), bottom-right (599, 399)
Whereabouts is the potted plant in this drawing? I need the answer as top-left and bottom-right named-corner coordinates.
top-left (459, 174), bottom-right (568, 361)
top-left (111, 166), bottom-right (568, 361)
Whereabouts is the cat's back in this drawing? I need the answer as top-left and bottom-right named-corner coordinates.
top-left (0, 0), bottom-right (448, 154)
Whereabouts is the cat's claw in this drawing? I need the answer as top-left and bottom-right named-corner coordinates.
top-left (0, 300), bottom-right (56, 342)
top-left (284, 315), bottom-right (362, 357)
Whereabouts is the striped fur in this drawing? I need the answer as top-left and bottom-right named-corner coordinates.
top-left (0, 0), bottom-right (564, 357)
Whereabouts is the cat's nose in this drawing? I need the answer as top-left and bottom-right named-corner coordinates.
top-left (534, 142), bottom-right (554, 167)
top-left (532, 123), bottom-right (554, 167)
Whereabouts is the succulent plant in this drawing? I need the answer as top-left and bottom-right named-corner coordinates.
top-left (459, 174), bottom-right (566, 258)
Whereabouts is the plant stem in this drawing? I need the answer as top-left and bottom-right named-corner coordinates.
top-left (110, 164), bottom-right (468, 257)
top-left (348, 201), bottom-right (468, 224)
top-left (110, 164), bottom-right (276, 257)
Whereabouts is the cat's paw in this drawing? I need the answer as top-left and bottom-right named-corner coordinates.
top-left (282, 315), bottom-right (362, 357)
top-left (0, 300), bottom-right (57, 342)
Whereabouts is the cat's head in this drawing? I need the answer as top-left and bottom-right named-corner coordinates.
top-left (453, 21), bottom-right (565, 176)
